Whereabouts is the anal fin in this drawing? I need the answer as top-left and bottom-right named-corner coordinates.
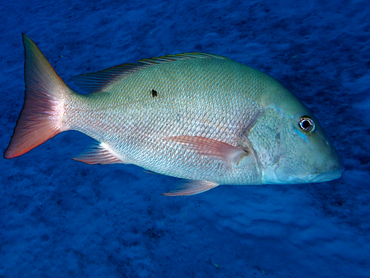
top-left (162, 180), bottom-right (219, 196)
top-left (73, 142), bottom-right (124, 165)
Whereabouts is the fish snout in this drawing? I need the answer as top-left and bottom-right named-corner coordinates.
top-left (309, 159), bottom-right (345, 183)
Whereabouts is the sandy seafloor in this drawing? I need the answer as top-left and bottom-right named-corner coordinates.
top-left (1, 0), bottom-right (370, 277)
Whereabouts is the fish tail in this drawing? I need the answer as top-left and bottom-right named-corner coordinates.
top-left (4, 34), bottom-right (73, 159)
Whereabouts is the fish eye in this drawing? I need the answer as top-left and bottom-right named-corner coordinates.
top-left (298, 116), bottom-right (315, 133)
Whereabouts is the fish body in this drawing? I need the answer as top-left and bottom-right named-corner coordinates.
top-left (4, 35), bottom-right (344, 195)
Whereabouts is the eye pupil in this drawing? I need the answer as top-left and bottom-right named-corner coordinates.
top-left (298, 116), bottom-right (315, 132)
top-left (302, 120), bottom-right (310, 129)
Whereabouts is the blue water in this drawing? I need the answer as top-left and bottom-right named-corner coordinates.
top-left (1, 0), bottom-right (369, 277)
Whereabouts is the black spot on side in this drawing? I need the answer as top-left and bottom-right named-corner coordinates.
top-left (151, 89), bottom-right (158, 97)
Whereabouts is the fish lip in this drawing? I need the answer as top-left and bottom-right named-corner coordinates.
top-left (309, 164), bottom-right (345, 183)
top-left (267, 162), bottom-right (345, 184)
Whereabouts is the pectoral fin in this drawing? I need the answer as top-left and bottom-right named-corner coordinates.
top-left (164, 135), bottom-right (248, 165)
top-left (162, 180), bottom-right (219, 196)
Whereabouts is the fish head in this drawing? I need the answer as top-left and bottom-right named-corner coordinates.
top-left (247, 81), bottom-right (344, 185)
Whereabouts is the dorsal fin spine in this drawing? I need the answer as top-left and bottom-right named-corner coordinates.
top-left (71, 52), bottom-right (228, 93)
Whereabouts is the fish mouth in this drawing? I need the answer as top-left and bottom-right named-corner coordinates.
top-left (289, 163), bottom-right (345, 184)
top-left (267, 162), bottom-right (345, 184)
top-left (308, 164), bottom-right (345, 183)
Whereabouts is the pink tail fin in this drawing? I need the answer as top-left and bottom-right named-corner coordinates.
top-left (4, 34), bottom-right (71, 159)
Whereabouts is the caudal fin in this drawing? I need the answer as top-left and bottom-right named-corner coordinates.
top-left (4, 34), bottom-right (71, 159)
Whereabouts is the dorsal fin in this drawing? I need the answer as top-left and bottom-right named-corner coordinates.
top-left (71, 52), bottom-right (228, 93)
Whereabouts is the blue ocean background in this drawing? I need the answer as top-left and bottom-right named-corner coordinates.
top-left (1, 0), bottom-right (369, 277)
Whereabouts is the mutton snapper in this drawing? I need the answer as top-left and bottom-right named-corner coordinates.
top-left (4, 34), bottom-right (344, 196)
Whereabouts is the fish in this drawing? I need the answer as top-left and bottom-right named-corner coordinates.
top-left (4, 34), bottom-right (344, 196)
